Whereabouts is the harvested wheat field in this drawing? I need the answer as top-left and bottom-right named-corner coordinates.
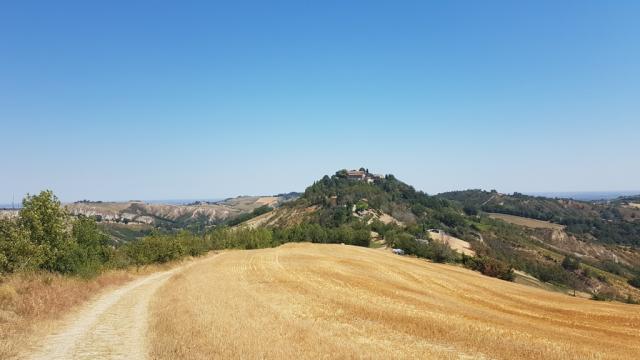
top-left (150, 243), bottom-right (640, 360)
top-left (489, 213), bottom-right (566, 230)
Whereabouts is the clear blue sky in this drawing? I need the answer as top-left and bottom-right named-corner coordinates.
top-left (1, 1), bottom-right (639, 203)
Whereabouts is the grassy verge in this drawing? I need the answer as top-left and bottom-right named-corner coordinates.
top-left (0, 261), bottom-right (181, 359)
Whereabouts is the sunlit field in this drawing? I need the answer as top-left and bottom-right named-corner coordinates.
top-left (150, 243), bottom-right (640, 360)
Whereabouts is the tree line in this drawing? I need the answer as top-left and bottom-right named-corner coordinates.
top-left (0, 191), bottom-right (375, 277)
top-left (0, 190), bottom-right (542, 286)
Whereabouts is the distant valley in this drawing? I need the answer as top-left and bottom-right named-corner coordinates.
top-left (64, 193), bottom-right (300, 242)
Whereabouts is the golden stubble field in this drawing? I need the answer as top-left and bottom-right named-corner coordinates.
top-left (488, 213), bottom-right (565, 230)
top-left (150, 243), bottom-right (640, 360)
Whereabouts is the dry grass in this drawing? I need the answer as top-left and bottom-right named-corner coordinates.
top-left (242, 205), bottom-right (319, 229)
top-left (489, 213), bottom-right (565, 230)
top-left (0, 271), bottom-right (131, 358)
top-left (0, 263), bottom-right (174, 359)
top-left (427, 232), bottom-right (475, 256)
top-left (255, 196), bottom-right (279, 206)
top-left (150, 243), bottom-right (640, 360)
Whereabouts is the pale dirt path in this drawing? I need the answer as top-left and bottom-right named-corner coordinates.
top-left (26, 258), bottom-right (203, 360)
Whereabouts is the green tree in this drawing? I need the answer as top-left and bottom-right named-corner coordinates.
top-left (69, 216), bottom-right (111, 276)
top-left (425, 240), bottom-right (456, 263)
top-left (561, 256), bottom-right (581, 271)
top-left (0, 219), bottom-right (45, 273)
top-left (73, 216), bottom-right (109, 254)
top-left (355, 200), bottom-right (369, 212)
top-left (18, 190), bottom-right (74, 272)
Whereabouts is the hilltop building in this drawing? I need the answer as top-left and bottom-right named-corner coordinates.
top-left (345, 169), bottom-right (385, 183)
top-left (346, 170), bottom-right (366, 180)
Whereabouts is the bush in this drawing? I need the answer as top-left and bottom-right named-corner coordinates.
top-left (628, 276), bottom-right (640, 289)
top-left (124, 234), bottom-right (185, 267)
top-left (424, 240), bottom-right (456, 263)
top-left (591, 289), bottom-right (616, 301)
top-left (600, 260), bottom-right (624, 276)
top-left (355, 200), bottom-right (369, 212)
top-left (463, 206), bottom-right (478, 216)
top-left (535, 263), bottom-right (569, 284)
top-left (463, 256), bottom-right (514, 281)
top-left (561, 256), bottom-right (581, 271)
top-left (386, 231), bottom-right (456, 263)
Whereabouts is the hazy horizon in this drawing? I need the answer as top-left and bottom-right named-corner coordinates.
top-left (2, 1), bottom-right (639, 203)
top-left (2, 186), bottom-right (640, 207)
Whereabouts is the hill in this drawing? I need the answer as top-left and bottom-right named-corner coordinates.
top-left (236, 170), bottom-right (640, 302)
top-left (4, 175), bottom-right (640, 359)
top-left (150, 243), bottom-right (640, 359)
top-left (437, 189), bottom-right (640, 245)
top-left (253, 170), bottom-right (467, 233)
top-left (66, 195), bottom-right (297, 242)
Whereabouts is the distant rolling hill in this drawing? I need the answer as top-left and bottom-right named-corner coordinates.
top-left (526, 191), bottom-right (640, 201)
top-left (66, 194), bottom-right (299, 242)
top-left (436, 189), bottom-right (640, 245)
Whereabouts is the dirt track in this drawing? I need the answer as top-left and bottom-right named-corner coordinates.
top-left (26, 266), bottom-right (189, 360)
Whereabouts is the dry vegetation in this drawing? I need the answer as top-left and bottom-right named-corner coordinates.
top-left (0, 264), bottom-right (176, 359)
top-left (242, 205), bottom-right (319, 229)
top-left (0, 271), bottom-right (131, 358)
top-left (427, 232), bottom-right (475, 256)
top-left (150, 243), bottom-right (640, 360)
top-left (489, 212), bottom-right (565, 230)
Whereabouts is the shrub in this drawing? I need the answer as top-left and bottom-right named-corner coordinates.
top-left (463, 206), bottom-right (478, 216)
top-left (591, 290), bottom-right (615, 301)
top-left (463, 256), bottom-right (514, 281)
top-left (124, 234), bottom-right (186, 268)
top-left (600, 260), bottom-right (624, 276)
top-left (628, 276), bottom-right (640, 289)
top-left (386, 231), bottom-right (456, 263)
top-left (355, 200), bottom-right (369, 212)
top-left (424, 240), bottom-right (456, 263)
top-left (561, 256), bottom-right (581, 271)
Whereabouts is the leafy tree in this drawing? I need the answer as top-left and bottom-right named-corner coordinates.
top-left (463, 205), bottom-right (478, 216)
top-left (0, 219), bottom-right (45, 272)
top-left (425, 240), bottom-right (456, 263)
top-left (73, 216), bottom-right (109, 256)
top-left (68, 216), bottom-right (112, 276)
top-left (561, 256), bottom-right (581, 271)
top-left (355, 200), bottom-right (369, 212)
top-left (18, 190), bottom-right (74, 272)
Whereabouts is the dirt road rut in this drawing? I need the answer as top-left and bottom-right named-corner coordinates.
top-left (27, 267), bottom-right (181, 360)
